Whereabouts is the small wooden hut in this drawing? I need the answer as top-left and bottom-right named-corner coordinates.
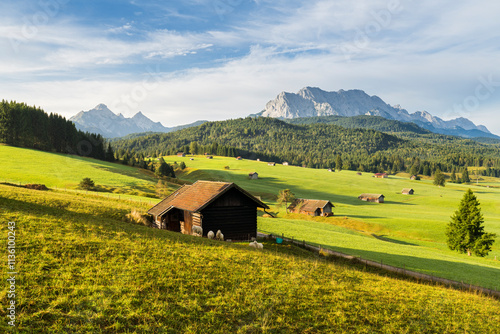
top-left (148, 181), bottom-right (269, 240)
top-left (288, 199), bottom-right (335, 216)
top-left (358, 194), bottom-right (385, 203)
top-left (402, 188), bottom-right (414, 195)
top-left (248, 172), bottom-right (259, 180)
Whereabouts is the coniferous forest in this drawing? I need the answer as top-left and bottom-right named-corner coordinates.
top-left (111, 117), bottom-right (500, 175)
top-left (2, 101), bottom-right (500, 177)
top-left (0, 100), bottom-right (113, 162)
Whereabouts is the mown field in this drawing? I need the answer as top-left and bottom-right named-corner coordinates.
top-left (165, 155), bottom-right (500, 290)
top-left (1, 184), bottom-right (500, 333)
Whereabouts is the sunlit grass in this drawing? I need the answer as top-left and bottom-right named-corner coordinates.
top-left (1, 184), bottom-right (499, 333)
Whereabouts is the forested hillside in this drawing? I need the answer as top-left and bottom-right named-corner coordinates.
top-left (112, 117), bottom-right (500, 174)
top-left (286, 115), bottom-right (431, 135)
top-left (0, 100), bottom-right (113, 161)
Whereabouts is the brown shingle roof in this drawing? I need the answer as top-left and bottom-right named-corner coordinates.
top-left (358, 193), bottom-right (384, 200)
top-left (148, 181), bottom-right (268, 216)
top-left (288, 199), bottom-right (334, 212)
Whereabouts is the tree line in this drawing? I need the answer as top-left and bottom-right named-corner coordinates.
top-left (111, 117), bottom-right (500, 175)
top-left (0, 100), bottom-right (114, 162)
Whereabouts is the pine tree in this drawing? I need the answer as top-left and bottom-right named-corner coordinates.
top-left (462, 167), bottom-right (470, 183)
top-left (450, 168), bottom-right (457, 183)
top-left (335, 154), bottom-right (343, 171)
top-left (105, 143), bottom-right (115, 162)
top-left (446, 189), bottom-right (496, 256)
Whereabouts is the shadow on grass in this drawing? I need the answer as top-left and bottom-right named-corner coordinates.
top-left (371, 234), bottom-right (417, 246)
top-left (346, 214), bottom-right (386, 220)
top-left (320, 245), bottom-right (500, 291)
top-left (178, 168), bottom-right (372, 206)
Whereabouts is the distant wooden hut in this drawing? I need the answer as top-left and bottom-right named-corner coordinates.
top-left (357, 172), bottom-right (362, 176)
top-left (236, 156), bottom-right (242, 160)
top-left (268, 162), bottom-right (276, 166)
top-left (177, 152), bottom-right (186, 157)
top-left (206, 155), bottom-right (213, 159)
top-left (373, 173), bottom-right (388, 178)
top-left (248, 172), bottom-right (259, 180)
top-left (288, 199), bottom-right (335, 216)
top-left (327, 168), bottom-right (333, 172)
top-left (358, 194), bottom-right (385, 203)
top-left (410, 175), bottom-right (418, 180)
top-left (148, 181), bottom-right (269, 240)
top-left (282, 162), bottom-right (289, 166)
top-left (402, 188), bottom-right (414, 195)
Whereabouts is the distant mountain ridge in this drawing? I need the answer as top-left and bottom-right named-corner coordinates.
top-left (70, 104), bottom-right (207, 138)
top-left (256, 87), bottom-right (497, 139)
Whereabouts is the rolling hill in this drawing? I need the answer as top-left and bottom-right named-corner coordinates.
top-left (1, 182), bottom-right (499, 332)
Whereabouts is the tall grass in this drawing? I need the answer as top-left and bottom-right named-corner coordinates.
top-left (1, 185), bottom-right (500, 333)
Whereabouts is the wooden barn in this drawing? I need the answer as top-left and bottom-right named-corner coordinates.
top-left (282, 162), bottom-right (289, 166)
top-left (248, 172), bottom-right (259, 180)
top-left (177, 152), bottom-right (186, 157)
top-left (358, 193), bottom-right (385, 203)
top-left (268, 162), bottom-right (276, 166)
top-left (373, 173), bottom-right (388, 178)
top-left (148, 181), bottom-right (269, 240)
top-left (288, 199), bottom-right (335, 216)
top-left (402, 188), bottom-right (414, 195)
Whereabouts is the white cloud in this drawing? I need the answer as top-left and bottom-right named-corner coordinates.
top-left (1, 0), bottom-right (500, 135)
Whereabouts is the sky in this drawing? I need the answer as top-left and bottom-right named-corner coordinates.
top-left (1, 0), bottom-right (500, 134)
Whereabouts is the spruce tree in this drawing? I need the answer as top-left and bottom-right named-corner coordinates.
top-left (335, 154), bottom-right (342, 171)
top-left (446, 189), bottom-right (496, 256)
top-left (462, 167), bottom-right (470, 183)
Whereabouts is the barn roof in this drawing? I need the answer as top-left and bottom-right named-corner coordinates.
top-left (358, 193), bottom-right (384, 199)
top-left (288, 199), bottom-right (334, 212)
top-left (402, 188), bottom-right (414, 193)
top-left (148, 181), bottom-right (268, 217)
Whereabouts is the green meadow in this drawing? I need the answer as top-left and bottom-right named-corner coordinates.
top-left (0, 145), bottom-right (160, 198)
top-left (1, 145), bottom-right (499, 290)
top-left (1, 184), bottom-right (500, 333)
top-left (165, 155), bottom-right (500, 290)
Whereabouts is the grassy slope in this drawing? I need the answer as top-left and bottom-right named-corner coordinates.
top-left (166, 155), bottom-right (500, 290)
top-left (0, 145), bottom-right (499, 289)
top-left (0, 145), bottom-right (160, 197)
top-left (1, 184), bottom-right (500, 333)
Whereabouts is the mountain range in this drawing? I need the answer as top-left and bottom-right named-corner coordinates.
top-left (71, 88), bottom-right (498, 140)
top-left (256, 87), bottom-right (497, 139)
top-left (70, 104), bottom-right (206, 138)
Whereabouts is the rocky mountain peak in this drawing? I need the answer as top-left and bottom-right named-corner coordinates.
top-left (259, 87), bottom-right (492, 138)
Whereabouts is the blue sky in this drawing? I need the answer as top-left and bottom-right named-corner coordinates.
top-left (1, 0), bottom-right (500, 134)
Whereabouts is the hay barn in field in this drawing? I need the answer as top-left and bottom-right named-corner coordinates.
top-left (402, 188), bottom-right (414, 195)
top-left (248, 172), bottom-right (259, 180)
top-left (288, 199), bottom-right (335, 216)
top-left (148, 181), bottom-right (268, 240)
top-left (358, 193), bottom-right (385, 203)
top-left (373, 173), bottom-right (388, 178)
